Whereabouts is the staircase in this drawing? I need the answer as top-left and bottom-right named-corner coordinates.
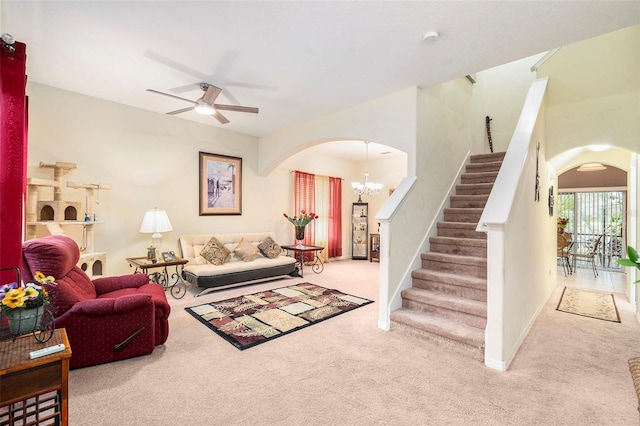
top-left (390, 151), bottom-right (505, 361)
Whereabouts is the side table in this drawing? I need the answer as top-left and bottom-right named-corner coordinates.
top-left (0, 328), bottom-right (72, 426)
top-left (281, 244), bottom-right (324, 278)
top-left (126, 256), bottom-right (189, 299)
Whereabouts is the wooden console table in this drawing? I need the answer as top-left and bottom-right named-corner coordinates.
top-left (0, 328), bottom-right (72, 425)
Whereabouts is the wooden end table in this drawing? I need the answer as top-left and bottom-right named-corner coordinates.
top-left (126, 256), bottom-right (189, 299)
top-left (281, 244), bottom-right (324, 278)
top-left (0, 328), bottom-right (72, 425)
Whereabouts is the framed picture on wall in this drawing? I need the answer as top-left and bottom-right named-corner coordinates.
top-left (199, 151), bottom-right (242, 215)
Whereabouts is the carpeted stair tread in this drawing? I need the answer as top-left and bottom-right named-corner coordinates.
top-left (455, 182), bottom-right (494, 195)
top-left (411, 269), bottom-right (487, 302)
top-left (430, 236), bottom-right (487, 248)
top-left (421, 252), bottom-right (487, 278)
top-left (421, 251), bottom-right (487, 266)
top-left (429, 236), bottom-right (488, 257)
top-left (437, 222), bottom-right (486, 239)
top-left (443, 208), bottom-right (483, 221)
top-left (443, 207), bottom-right (484, 214)
top-left (469, 152), bottom-right (505, 163)
top-left (411, 268), bottom-right (487, 290)
top-left (390, 309), bottom-right (485, 349)
top-left (401, 288), bottom-right (487, 318)
top-left (465, 162), bottom-right (502, 173)
top-left (460, 171), bottom-right (499, 184)
top-left (450, 195), bottom-right (489, 208)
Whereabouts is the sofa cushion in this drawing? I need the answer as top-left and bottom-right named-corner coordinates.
top-left (200, 236), bottom-right (231, 265)
top-left (234, 237), bottom-right (259, 261)
top-left (258, 236), bottom-right (282, 259)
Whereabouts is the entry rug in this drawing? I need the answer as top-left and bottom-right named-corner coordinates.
top-left (556, 287), bottom-right (620, 323)
top-left (185, 283), bottom-right (374, 350)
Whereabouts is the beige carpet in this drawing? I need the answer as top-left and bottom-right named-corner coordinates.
top-left (68, 261), bottom-right (640, 425)
top-left (556, 287), bottom-right (621, 323)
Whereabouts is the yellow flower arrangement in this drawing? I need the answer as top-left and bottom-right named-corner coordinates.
top-left (0, 271), bottom-right (55, 315)
top-left (557, 217), bottom-right (569, 227)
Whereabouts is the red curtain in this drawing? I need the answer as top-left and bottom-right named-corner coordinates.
top-left (328, 177), bottom-right (342, 258)
top-left (294, 171), bottom-right (315, 247)
top-left (293, 171), bottom-right (343, 259)
top-left (0, 39), bottom-right (28, 284)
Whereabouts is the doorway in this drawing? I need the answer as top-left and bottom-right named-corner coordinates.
top-left (557, 190), bottom-right (626, 272)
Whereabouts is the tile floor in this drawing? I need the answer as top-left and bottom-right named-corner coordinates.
top-left (558, 261), bottom-right (628, 294)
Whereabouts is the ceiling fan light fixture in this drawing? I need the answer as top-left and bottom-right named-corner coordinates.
top-left (194, 100), bottom-right (215, 115)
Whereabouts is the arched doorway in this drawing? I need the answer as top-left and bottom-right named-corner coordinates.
top-left (556, 164), bottom-right (627, 273)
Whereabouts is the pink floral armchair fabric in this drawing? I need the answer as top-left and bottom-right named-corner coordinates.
top-left (22, 235), bottom-right (170, 369)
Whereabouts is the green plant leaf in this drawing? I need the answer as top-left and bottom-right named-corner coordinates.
top-left (618, 259), bottom-right (640, 267)
top-left (627, 246), bottom-right (639, 263)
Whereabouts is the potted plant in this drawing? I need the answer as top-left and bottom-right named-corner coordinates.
top-left (617, 246), bottom-right (640, 284)
top-left (557, 217), bottom-right (569, 234)
top-left (0, 271), bottom-right (55, 335)
top-left (283, 210), bottom-right (318, 242)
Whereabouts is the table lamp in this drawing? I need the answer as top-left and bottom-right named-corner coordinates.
top-left (139, 208), bottom-right (173, 256)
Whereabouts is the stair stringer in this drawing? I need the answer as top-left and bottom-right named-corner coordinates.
top-left (381, 151), bottom-right (473, 330)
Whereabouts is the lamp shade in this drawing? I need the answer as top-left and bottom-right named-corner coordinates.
top-left (139, 208), bottom-right (173, 234)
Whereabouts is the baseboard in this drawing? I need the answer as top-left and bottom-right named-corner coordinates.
top-left (484, 356), bottom-right (507, 372)
top-left (378, 319), bottom-right (390, 331)
top-left (487, 286), bottom-right (554, 372)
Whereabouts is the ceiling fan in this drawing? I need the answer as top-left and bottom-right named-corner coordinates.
top-left (146, 83), bottom-right (258, 124)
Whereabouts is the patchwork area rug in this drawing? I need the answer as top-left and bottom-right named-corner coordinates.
top-left (185, 283), bottom-right (374, 350)
top-left (556, 287), bottom-right (620, 323)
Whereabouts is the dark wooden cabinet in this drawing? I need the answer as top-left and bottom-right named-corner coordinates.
top-left (370, 233), bottom-right (380, 262)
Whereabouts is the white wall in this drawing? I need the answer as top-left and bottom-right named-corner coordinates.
top-left (475, 53), bottom-right (547, 153)
top-left (27, 82), bottom-right (395, 276)
top-left (539, 24), bottom-right (640, 306)
top-left (258, 87), bottom-right (418, 176)
top-left (538, 24), bottom-right (640, 157)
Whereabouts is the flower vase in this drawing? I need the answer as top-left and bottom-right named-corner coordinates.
top-left (6, 306), bottom-right (44, 335)
top-left (295, 225), bottom-right (306, 244)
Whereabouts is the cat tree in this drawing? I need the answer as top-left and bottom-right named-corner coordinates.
top-left (26, 161), bottom-right (111, 278)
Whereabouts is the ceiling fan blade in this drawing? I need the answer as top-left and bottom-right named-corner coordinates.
top-left (213, 111), bottom-right (230, 124)
top-left (167, 106), bottom-right (195, 115)
top-left (202, 84), bottom-right (222, 105)
top-left (147, 89), bottom-right (195, 104)
top-left (214, 104), bottom-right (259, 114)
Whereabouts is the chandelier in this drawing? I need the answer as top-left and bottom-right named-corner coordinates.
top-left (351, 141), bottom-right (383, 201)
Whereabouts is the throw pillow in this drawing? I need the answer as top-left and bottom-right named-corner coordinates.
top-left (200, 236), bottom-right (230, 265)
top-left (234, 237), bottom-right (259, 261)
top-left (258, 236), bottom-right (282, 259)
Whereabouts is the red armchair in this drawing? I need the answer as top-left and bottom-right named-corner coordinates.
top-left (22, 235), bottom-right (170, 369)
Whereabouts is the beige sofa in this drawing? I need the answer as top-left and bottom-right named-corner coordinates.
top-left (178, 232), bottom-right (297, 296)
